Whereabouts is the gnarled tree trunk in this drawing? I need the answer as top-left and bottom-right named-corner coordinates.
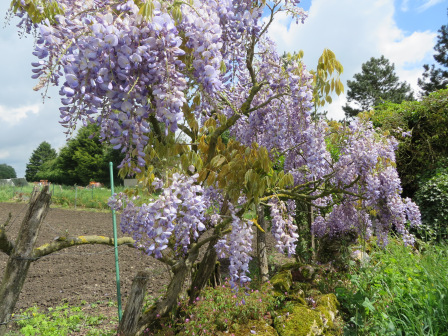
top-left (188, 236), bottom-right (219, 304)
top-left (135, 248), bottom-right (199, 335)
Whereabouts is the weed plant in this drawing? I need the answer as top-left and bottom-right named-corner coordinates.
top-left (337, 238), bottom-right (448, 335)
top-left (6, 302), bottom-right (118, 336)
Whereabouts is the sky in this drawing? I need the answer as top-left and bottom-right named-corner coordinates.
top-left (0, 0), bottom-right (447, 178)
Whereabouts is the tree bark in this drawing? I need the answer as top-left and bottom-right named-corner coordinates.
top-left (188, 236), bottom-right (219, 304)
top-left (308, 203), bottom-right (316, 262)
top-left (135, 249), bottom-right (199, 335)
top-left (0, 214), bottom-right (14, 256)
top-left (0, 186), bottom-right (51, 336)
top-left (257, 205), bottom-right (269, 283)
top-left (188, 199), bottom-right (230, 302)
top-left (32, 235), bottom-right (135, 258)
top-left (118, 270), bottom-right (150, 336)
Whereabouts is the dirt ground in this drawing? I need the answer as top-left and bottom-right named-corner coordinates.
top-left (0, 202), bottom-right (171, 313)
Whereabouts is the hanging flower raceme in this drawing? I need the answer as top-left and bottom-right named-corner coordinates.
top-left (311, 118), bottom-right (421, 245)
top-left (109, 173), bottom-right (208, 258)
top-left (214, 203), bottom-right (254, 288)
top-left (269, 198), bottom-right (299, 256)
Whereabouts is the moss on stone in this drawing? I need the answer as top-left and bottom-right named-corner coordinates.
top-left (315, 294), bottom-right (340, 330)
top-left (216, 319), bottom-right (278, 336)
top-left (279, 261), bottom-right (301, 272)
top-left (274, 305), bottom-right (324, 336)
top-left (273, 293), bottom-right (341, 336)
top-left (316, 294), bottom-right (339, 312)
top-left (270, 270), bottom-right (293, 293)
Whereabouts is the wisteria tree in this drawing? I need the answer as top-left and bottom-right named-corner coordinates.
top-left (8, 0), bottom-right (421, 333)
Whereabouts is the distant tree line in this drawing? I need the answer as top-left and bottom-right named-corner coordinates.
top-left (0, 164), bottom-right (16, 179)
top-left (25, 125), bottom-right (124, 186)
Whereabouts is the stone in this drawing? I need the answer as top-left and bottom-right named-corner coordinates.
top-left (270, 270), bottom-right (293, 293)
top-left (216, 319), bottom-right (279, 336)
top-left (273, 294), bottom-right (342, 336)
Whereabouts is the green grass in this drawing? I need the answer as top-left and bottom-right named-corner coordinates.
top-left (0, 185), bottom-right (125, 210)
top-left (5, 301), bottom-right (118, 336)
top-left (336, 238), bottom-right (448, 336)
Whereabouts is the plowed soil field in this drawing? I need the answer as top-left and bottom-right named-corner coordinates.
top-left (0, 202), bottom-right (170, 312)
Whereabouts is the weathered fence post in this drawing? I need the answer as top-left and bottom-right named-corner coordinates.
top-left (117, 270), bottom-right (150, 336)
top-left (257, 205), bottom-right (269, 283)
top-left (74, 185), bottom-right (78, 209)
top-left (0, 186), bottom-right (51, 336)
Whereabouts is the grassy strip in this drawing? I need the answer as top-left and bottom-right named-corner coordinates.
top-left (337, 238), bottom-right (448, 335)
top-left (0, 185), bottom-right (125, 210)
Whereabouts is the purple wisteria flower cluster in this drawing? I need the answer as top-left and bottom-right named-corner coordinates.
top-left (25, 0), bottom-right (277, 172)
top-left (215, 204), bottom-right (254, 288)
top-left (269, 199), bottom-right (299, 256)
top-left (109, 173), bottom-right (207, 258)
top-left (311, 118), bottom-right (421, 245)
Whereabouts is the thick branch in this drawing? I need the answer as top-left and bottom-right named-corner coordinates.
top-left (149, 114), bottom-right (165, 144)
top-left (0, 214), bottom-right (14, 256)
top-left (206, 113), bottom-right (240, 164)
top-left (246, 33), bottom-right (257, 85)
top-left (32, 235), bottom-right (135, 258)
top-left (247, 92), bottom-right (287, 113)
top-left (189, 227), bottom-right (232, 256)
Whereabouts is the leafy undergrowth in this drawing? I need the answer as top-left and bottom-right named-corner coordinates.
top-left (5, 301), bottom-right (118, 336)
top-left (6, 238), bottom-right (447, 336)
top-left (142, 279), bottom-right (284, 336)
top-left (337, 238), bottom-right (448, 336)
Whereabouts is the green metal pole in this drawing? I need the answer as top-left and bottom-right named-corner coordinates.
top-left (110, 162), bottom-right (122, 321)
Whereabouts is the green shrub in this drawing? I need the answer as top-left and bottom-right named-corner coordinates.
top-left (415, 170), bottom-right (448, 241)
top-left (372, 89), bottom-right (448, 198)
top-left (143, 280), bottom-right (281, 335)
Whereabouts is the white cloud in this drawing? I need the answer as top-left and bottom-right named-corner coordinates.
top-left (265, 0), bottom-right (437, 119)
top-left (401, 0), bottom-right (410, 11)
top-left (418, 0), bottom-right (445, 12)
top-left (0, 104), bottom-right (40, 125)
top-left (0, 149), bottom-right (10, 159)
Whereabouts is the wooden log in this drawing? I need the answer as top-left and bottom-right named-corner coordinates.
top-left (118, 270), bottom-right (150, 336)
top-left (0, 186), bottom-right (51, 336)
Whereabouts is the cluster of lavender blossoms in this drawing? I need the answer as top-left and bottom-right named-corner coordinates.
top-left (311, 118), bottom-right (421, 245)
top-left (214, 203), bottom-right (254, 288)
top-left (269, 199), bottom-right (299, 256)
top-left (28, 0), bottom-right (256, 171)
top-left (108, 172), bottom-right (208, 258)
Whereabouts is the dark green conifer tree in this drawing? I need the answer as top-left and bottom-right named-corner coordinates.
top-left (343, 55), bottom-right (414, 118)
top-left (25, 141), bottom-right (57, 182)
top-left (418, 12), bottom-right (448, 95)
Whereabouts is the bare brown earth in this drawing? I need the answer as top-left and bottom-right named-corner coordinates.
top-left (0, 202), bottom-right (171, 313)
